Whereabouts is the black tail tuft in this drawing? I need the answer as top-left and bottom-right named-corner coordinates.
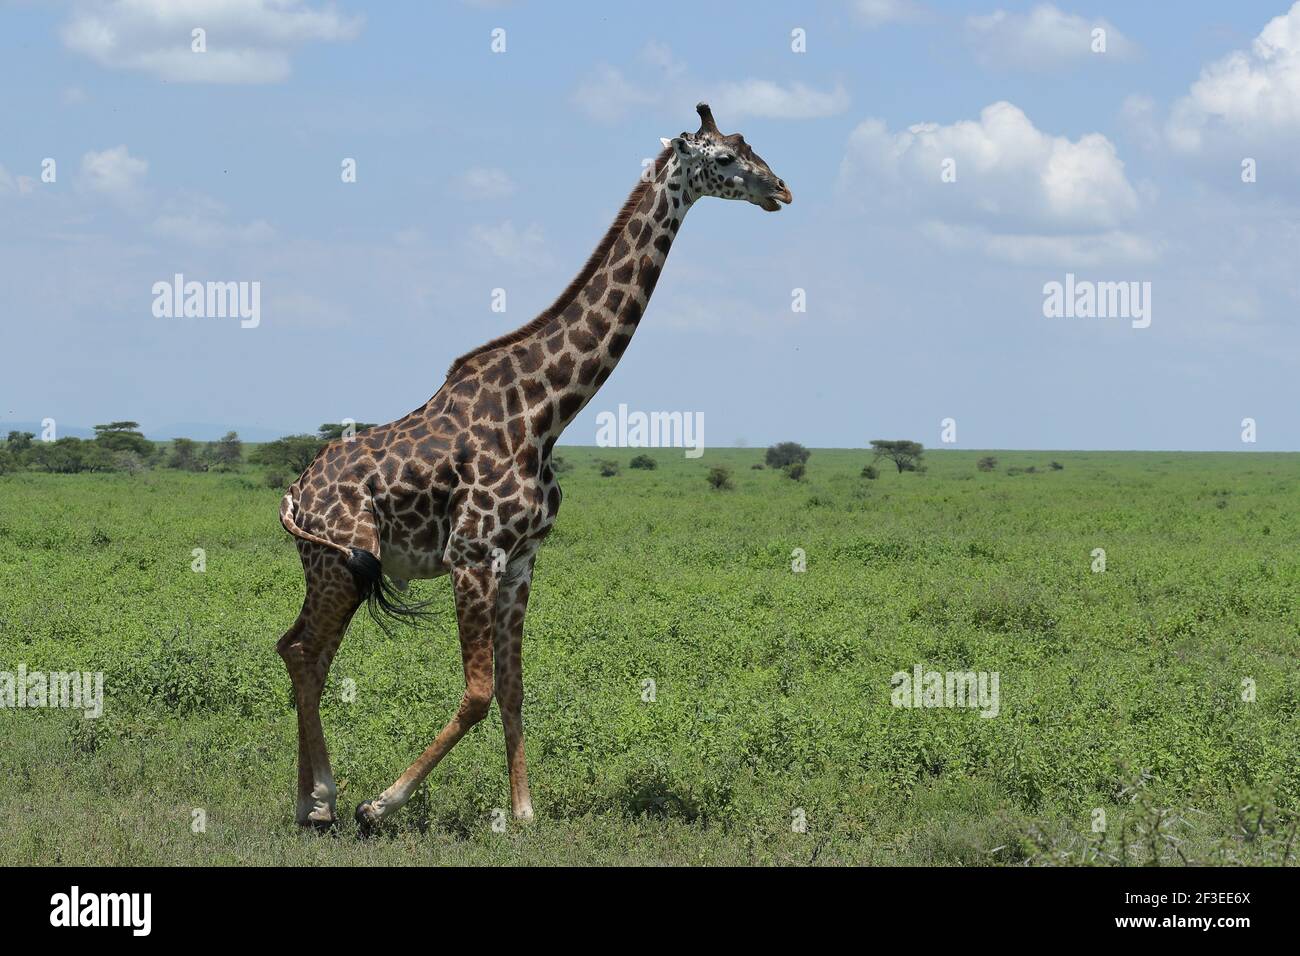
top-left (345, 548), bottom-right (436, 634)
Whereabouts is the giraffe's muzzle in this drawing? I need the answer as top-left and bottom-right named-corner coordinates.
top-left (759, 184), bottom-right (793, 212)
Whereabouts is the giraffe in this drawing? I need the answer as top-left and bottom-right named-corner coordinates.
top-left (275, 103), bottom-right (791, 832)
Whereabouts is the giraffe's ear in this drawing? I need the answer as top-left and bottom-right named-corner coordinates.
top-left (660, 137), bottom-right (672, 148)
top-left (665, 136), bottom-right (690, 157)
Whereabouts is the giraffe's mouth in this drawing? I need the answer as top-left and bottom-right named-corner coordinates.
top-left (758, 185), bottom-right (793, 212)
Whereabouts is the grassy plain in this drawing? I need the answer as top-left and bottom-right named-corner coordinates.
top-left (1, 448), bottom-right (1297, 865)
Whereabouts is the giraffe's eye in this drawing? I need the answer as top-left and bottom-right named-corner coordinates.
top-left (716, 154), bottom-right (734, 165)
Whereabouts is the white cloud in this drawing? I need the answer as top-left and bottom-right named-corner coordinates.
top-left (840, 102), bottom-right (1144, 263)
top-left (1166, 1), bottom-right (1300, 153)
top-left (571, 63), bottom-right (661, 124)
top-left (80, 145), bottom-right (148, 200)
top-left (0, 166), bottom-right (35, 197)
top-left (640, 40), bottom-right (686, 80)
top-left (469, 221), bottom-right (551, 269)
top-left (61, 0), bottom-right (362, 84)
top-left (572, 42), bottom-right (845, 125)
top-left (148, 194), bottom-right (273, 244)
top-left (710, 80), bottom-right (850, 120)
top-left (853, 0), bottom-right (927, 28)
top-left (966, 4), bottom-right (1136, 70)
top-left (455, 167), bottom-right (516, 201)
top-left (841, 102), bottom-right (1138, 232)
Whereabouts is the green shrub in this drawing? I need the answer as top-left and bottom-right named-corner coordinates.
top-left (212, 431), bottom-right (244, 469)
top-left (765, 442), bottom-right (810, 469)
top-left (5, 431), bottom-right (34, 453)
top-left (27, 438), bottom-right (116, 473)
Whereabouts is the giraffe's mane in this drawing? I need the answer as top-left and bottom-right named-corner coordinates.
top-left (446, 146), bottom-right (674, 377)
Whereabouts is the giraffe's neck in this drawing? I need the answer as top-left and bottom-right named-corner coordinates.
top-left (524, 153), bottom-right (693, 446)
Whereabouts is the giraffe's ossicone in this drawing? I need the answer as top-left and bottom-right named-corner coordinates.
top-left (274, 103), bottom-right (792, 831)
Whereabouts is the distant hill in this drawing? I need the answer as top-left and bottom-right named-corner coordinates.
top-left (1, 421), bottom-right (296, 443)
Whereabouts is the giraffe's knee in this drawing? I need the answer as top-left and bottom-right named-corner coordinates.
top-left (276, 627), bottom-right (304, 661)
top-left (460, 687), bottom-right (493, 724)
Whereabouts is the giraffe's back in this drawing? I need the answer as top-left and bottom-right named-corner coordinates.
top-left (284, 362), bottom-right (563, 581)
top-left (286, 408), bottom-right (459, 578)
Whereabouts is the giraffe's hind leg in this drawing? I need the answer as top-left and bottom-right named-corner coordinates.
top-left (355, 562), bottom-right (497, 832)
top-left (277, 542), bottom-right (363, 828)
top-left (274, 616), bottom-right (315, 825)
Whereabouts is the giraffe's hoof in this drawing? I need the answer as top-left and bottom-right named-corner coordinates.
top-left (299, 810), bottom-right (338, 833)
top-left (354, 801), bottom-right (379, 838)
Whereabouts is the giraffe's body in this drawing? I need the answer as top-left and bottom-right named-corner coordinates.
top-left (275, 104), bottom-right (790, 830)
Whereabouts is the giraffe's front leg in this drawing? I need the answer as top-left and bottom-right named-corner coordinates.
top-left (356, 563), bottom-right (497, 832)
top-left (493, 549), bottom-right (537, 821)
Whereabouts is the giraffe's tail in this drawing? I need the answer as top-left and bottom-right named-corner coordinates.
top-left (279, 491), bottom-right (436, 632)
top-left (278, 491), bottom-right (353, 557)
top-left (342, 548), bottom-right (438, 634)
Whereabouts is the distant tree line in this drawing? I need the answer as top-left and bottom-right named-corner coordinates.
top-left (0, 421), bottom-right (375, 481)
top-left (3, 424), bottom-right (965, 494)
top-left (0, 422), bottom-right (243, 475)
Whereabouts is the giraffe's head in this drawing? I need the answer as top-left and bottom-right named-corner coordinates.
top-left (662, 103), bottom-right (792, 212)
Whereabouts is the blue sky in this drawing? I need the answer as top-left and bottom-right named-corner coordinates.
top-left (2, 0), bottom-right (1298, 449)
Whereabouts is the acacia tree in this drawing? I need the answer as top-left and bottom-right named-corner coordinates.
top-left (870, 439), bottom-right (925, 473)
top-left (93, 421), bottom-right (153, 457)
